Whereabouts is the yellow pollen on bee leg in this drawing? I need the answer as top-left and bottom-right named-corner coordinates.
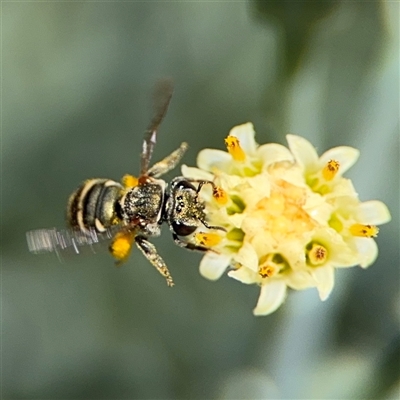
top-left (110, 232), bottom-right (135, 262)
top-left (307, 243), bottom-right (328, 266)
top-left (350, 223), bottom-right (379, 238)
top-left (122, 174), bottom-right (139, 188)
top-left (195, 232), bottom-right (223, 247)
top-left (224, 136), bottom-right (246, 162)
top-left (322, 160), bottom-right (340, 181)
top-left (212, 186), bottom-right (228, 205)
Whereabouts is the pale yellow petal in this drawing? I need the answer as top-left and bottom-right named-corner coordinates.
top-left (234, 242), bottom-right (259, 272)
top-left (181, 165), bottom-right (214, 181)
top-left (253, 280), bottom-right (287, 316)
top-left (311, 265), bottom-right (335, 301)
top-left (197, 149), bottom-right (231, 172)
top-left (355, 200), bottom-right (391, 225)
top-left (354, 238), bottom-right (378, 268)
top-left (228, 123), bottom-right (257, 154)
top-left (286, 134), bottom-right (319, 171)
top-left (285, 270), bottom-right (314, 290)
top-left (199, 252), bottom-right (232, 281)
top-left (257, 143), bottom-right (294, 167)
top-left (228, 267), bottom-right (259, 284)
top-left (304, 192), bottom-right (334, 225)
top-left (319, 146), bottom-right (360, 175)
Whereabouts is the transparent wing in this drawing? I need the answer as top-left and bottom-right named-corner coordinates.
top-left (26, 225), bottom-right (123, 257)
top-left (140, 79), bottom-right (174, 176)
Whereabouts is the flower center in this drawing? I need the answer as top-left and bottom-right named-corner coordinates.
top-left (258, 253), bottom-right (288, 278)
top-left (306, 242), bottom-right (328, 266)
top-left (248, 180), bottom-right (316, 242)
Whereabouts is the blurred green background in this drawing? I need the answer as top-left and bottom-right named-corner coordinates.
top-left (2, 1), bottom-right (399, 399)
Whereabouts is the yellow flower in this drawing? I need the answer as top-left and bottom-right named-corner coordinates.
top-left (182, 123), bottom-right (391, 316)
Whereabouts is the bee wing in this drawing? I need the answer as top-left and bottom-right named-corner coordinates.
top-left (140, 79), bottom-right (174, 176)
top-left (26, 225), bottom-right (124, 257)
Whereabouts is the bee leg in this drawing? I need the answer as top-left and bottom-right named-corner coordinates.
top-left (135, 236), bottom-right (175, 287)
top-left (147, 142), bottom-right (188, 178)
top-left (172, 233), bottom-right (216, 253)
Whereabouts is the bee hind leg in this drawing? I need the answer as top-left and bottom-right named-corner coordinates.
top-left (135, 236), bottom-right (175, 287)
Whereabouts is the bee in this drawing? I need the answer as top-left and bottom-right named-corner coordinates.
top-left (26, 80), bottom-right (225, 287)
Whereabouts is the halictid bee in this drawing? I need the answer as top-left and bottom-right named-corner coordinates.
top-left (26, 80), bottom-right (225, 287)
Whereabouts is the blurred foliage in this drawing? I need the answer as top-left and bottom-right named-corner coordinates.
top-left (253, 0), bottom-right (338, 76)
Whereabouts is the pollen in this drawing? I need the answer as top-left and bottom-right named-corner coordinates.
top-left (350, 223), bottom-right (379, 238)
top-left (224, 136), bottom-right (246, 162)
top-left (212, 186), bottom-right (229, 205)
top-left (110, 231), bottom-right (135, 262)
top-left (322, 160), bottom-right (340, 181)
top-left (195, 232), bottom-right (223, 247)
top-left (122, 174), bottom-right (139, 188)
top-left (307, 243), bottom-right (328, 266)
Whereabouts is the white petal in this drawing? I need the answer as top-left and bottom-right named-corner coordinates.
top-left (354, 238), bottom-right (378, 268)
top-left (246, 174), bottom-right (271, 198)
top-left (228, 123), bottom-right (257, 154)
top-left (181, 165), bottom-right (214, 181)
top-left (228, 267), bottom-right (259, 284)
top-left (197, 149), bottom-right (231, 172)
top-left (326, 178), bottom-right (358, 198)
top-left (286, 134), bottom-right (319, 171)
top-left (285, 270), bottom-right (314, 290)
top-left (314, 227), bottom-right (359, 267)
top-left (199, 252), bottom-right (231, 281)
top-left (304, 192), bottom-right (334, 225)
top-left (355, 200), bottom-right (392, 225)
top-left (311, 265), bottom-right (335, 301)
top-left (234, 242), bottom-right (259, 272)
top-left (319, 146), bottom-right (360, 175)
top-left (253, 280), bottom-right (287, 316)
top-left (257, 143), bottom-right (294, 167)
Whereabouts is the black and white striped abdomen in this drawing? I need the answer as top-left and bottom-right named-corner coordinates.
top-left (67, 179), bottom-right (123, 233)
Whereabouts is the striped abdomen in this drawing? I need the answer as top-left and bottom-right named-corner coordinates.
top-left (67, 179), bottom-right (123, 233)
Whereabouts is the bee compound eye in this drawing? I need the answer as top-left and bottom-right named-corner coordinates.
top-left (172, 222), bottom-right (196, 237)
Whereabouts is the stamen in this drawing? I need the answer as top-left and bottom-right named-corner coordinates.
top-left (258, 253), bottom-right (284, 278)
top-left (110, 231), bottom-right (135, 262)
top-left (258, 264), bottom-right (276, 278)
top-left (212, 186), bottom-right (228, 205)
top-left (322, 160), bottom-right (340, 181)
top-left (195, 232), bottom-right (223, 247)
top-left (122, 174), bottom-right (139, 188)
top-left (350, 223), bottom-right (379, 238)
top-left (224, 136), bottom-right (246, 162)
top-left (307, 243), bottom-right (328, 266)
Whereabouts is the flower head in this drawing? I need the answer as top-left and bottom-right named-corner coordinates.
top-left (182, 123), bottom-right (391, 316)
